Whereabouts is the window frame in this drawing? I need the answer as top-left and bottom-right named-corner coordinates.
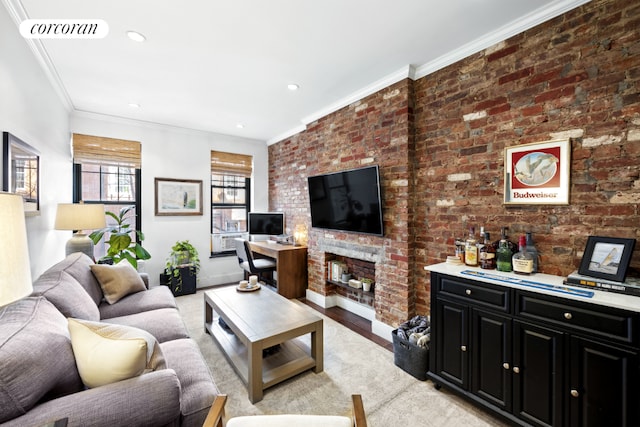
top-left (73, 162), bottom-right (142, 241)
top-left (210, 174), bottom-right (251, 257)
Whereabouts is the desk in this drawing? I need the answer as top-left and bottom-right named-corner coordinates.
top-left (249, 241), bottom-right (308, 298)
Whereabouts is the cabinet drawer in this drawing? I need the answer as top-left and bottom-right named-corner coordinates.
top-left (436, 276), bottom-right (510, 311)
top-left (516, 291), bottom-right (638, 346)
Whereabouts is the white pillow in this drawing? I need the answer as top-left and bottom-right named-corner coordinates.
top-left (90, 262), bottom-right (146, 304)
top-left (68, 318), bottom-right (165, 388)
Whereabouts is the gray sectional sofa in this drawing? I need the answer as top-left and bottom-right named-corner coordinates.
top-left (0, 252), bottom-right (218, 427)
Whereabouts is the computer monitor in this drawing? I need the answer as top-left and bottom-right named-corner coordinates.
top-left (248, 212), bottom-right (284, 237)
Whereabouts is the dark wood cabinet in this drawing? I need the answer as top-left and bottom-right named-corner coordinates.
top-left (569, 337), bottom-right (639, 427)
top-left (471, 309), bottom-right (512, 412)
top-left (512, 320), bottom-right (564, 427)
top-left (428, 269), bottom-right (640, 427)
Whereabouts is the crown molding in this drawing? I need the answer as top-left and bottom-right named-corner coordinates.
top-left (414, 0), bottom-right (591, 79)
top-left (300, 64), bottom-right (416, 127)
top-left (2, 0), bottom-right (73, 111)
top-left (71, 110), bottom-right (266, 144)
top-left (268, 64), bottom-right (416, 146)
top-left (271, 0), bottom-right (590, 144)
top-left (266, 124), bottom-right (307, 146)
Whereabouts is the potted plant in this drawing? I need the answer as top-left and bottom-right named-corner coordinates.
top-left (89, 205), bottom-right (151, 269)
top-left (161, 240), bottom-right (200, 296)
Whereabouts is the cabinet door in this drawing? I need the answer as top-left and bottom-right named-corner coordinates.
top-left (513, 321), bottom-right (564, 427)
top-left (435, 299), bottom-right (469, 389)
top-left (471, 309), bottom-right (512, 412)
top-left (569, 337), bottom-right (640, 427)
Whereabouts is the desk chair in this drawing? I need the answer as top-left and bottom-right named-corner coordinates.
top-left (234, 238), bottom-right (277, 285)
top-left (203, 394), bottom-right (367, 427)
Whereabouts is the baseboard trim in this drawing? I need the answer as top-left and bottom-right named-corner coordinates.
top-left (305, 289), bottom-right (392, 343)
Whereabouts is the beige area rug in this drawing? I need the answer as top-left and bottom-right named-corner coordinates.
top-left (175, 289), bottom-right (507, 427)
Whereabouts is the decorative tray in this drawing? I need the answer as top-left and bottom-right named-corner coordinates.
top-left (236, 284), bottom-right (261, 292)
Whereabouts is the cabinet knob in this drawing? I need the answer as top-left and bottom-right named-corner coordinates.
top-left (564, 312), bottom-right (573, 320)
top-left (461, 345), bottom-right (467, 352)
top-left (513, 367), bottom-right (520, 374)
top-left (571, 389), bottom-right (579, 398)
top-left (465, 289), bottom-right (472, 295)
top-left (503, 363), bottom-right (510, 370)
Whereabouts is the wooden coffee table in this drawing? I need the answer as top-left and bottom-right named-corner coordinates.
top-left (204, 286), bottom-right (323, 403)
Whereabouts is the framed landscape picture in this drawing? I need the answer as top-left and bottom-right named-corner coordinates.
top-left (578, 236), bottom-right (636, 282)
top-left (155, 177), bottom-right (203, 216)
top-left (504, 139), bottom-right (570, 205)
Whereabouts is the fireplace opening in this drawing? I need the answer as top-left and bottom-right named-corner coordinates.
top-left (325, 254), bottom-right (375, 308)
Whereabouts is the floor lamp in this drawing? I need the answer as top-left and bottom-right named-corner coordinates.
top-left (0, 193), bottom-right (33, 307)
top-left (55, 203), bottom-right (106, 259)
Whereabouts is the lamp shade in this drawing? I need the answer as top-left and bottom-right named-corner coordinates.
top-left (54, 203), bottom-right (106, 230)
top-left (0, 193), bottom-right (33, 306)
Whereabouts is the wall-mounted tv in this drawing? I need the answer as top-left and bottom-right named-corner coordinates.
top-left (307, 165), bottom-right (384, 236)
top-left (248, 212), bottom-right (284, 236)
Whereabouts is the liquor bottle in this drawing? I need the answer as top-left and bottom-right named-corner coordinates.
top-left (494, 226), bottom-right (518, 254)
top-left (512, 235), bottom-right (534, 275)
top-left (477, 226), bottom-right (486, 256)
top-left (479, 232), bottom-right (496, 269)
top-left (496, 234), bottom-right (513, 272)
top-left (464, 227), bottom-right (478, 267)
top-left (455, 234), bottom-right (466, 264)
top-left (525, 232), bottom-right (539, 273)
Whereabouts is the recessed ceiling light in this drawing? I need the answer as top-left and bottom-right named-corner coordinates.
top-left (287, 84), bottom-right (300, 91)
top-left (128, 102), bottom-right (140, 108)
top-left (126, 31), bottom-right (146, 42)
top-left (236, 123), bottom-right (245, 129)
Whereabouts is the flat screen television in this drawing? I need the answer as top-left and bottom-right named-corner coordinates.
top-left (307, 165), bottom-right (384, 236)
top-left (248, 212), bottom-right (284, 236)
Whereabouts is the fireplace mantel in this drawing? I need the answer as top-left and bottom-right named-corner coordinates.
top-left (316, 238), bottom-right (384, 264)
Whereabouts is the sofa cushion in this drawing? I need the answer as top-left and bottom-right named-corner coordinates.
top-left (104, 307), bottom-right (190, 343)
top-left (160, 338), bottom-right (219, 427)
top-left (31, 270), bottom-right (100, 321)
top-left (45, 252), bottom-right (104, 306)
top-left (99, 285), bottom-right (177, 319)
top-left (68, 318), bottom-right (166, 388)
top-left (0, 297), bottom-right (83, 423)
top-left (90, 262), bottom-right (146, 304)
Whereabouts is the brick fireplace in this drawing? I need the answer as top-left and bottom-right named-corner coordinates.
top-left (268, 79), bottom-right (419, 334)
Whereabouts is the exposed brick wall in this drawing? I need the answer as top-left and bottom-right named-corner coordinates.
top-left (269, 0), bottom-right (640, 326)
top-left (269, 79), bottom-right (416, 327)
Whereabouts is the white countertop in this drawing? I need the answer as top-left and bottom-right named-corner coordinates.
top-left (425, 263), bottom-right (640, 313)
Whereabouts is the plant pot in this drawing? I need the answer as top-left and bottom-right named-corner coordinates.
top-left (160, 265), bottom-right (197, 297)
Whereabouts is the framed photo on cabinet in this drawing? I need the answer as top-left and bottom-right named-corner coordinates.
top-left (578, 236), bottom-right (636, 283)
top-left (503, 139), bottom-right (570, 205)
top-left (155, 177), bottom-right (203, 216)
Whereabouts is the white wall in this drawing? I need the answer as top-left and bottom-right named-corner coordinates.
top-left (0, 6), bottom-right (72, 278)
top-left (70, 112), bottom-right (270, 287)
top-left (1, 3), bottom-right (270, 285)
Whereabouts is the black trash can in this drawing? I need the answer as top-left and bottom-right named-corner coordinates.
top-left (392, 328), bottom-right (429, 380)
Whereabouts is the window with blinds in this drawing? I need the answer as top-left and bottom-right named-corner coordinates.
top-left (72, 134), bottom-right (142, 260)
top-left (211, 150), bottom-right (252, 255)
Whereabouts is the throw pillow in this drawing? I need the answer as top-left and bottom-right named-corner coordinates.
top-left (68, 318), bottom-right (166, 388)
top-left (90, 262), bottom-right (146, 304)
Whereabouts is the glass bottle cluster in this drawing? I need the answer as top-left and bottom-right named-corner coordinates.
top-left (457, 227), bottom-right (538, 275)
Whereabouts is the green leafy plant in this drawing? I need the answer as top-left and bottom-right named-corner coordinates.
top-left (89, 205), bottom-right (151, 269)
top-left (164, 240), bottom-right (200, 293)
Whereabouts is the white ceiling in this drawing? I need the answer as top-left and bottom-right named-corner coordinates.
top-left (4, 0), bottom-right (588, 144)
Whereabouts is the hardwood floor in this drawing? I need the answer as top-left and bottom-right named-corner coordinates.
top-left (301, 299), bottom-right (393, 352)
